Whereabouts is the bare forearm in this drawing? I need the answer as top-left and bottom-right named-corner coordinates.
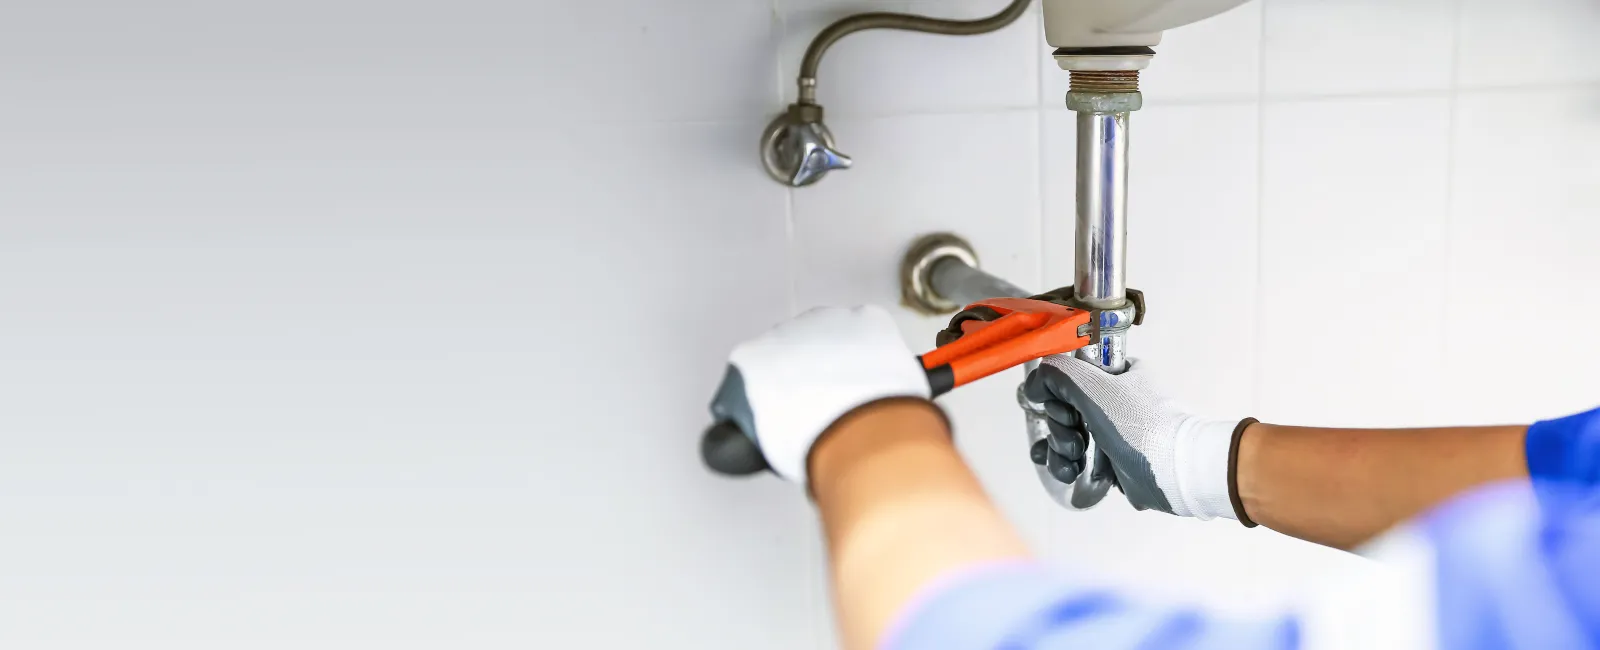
top-left (1237, 422), bottom-right (1528, 549)
top-left (810, 400), bottom-right (1030, 650)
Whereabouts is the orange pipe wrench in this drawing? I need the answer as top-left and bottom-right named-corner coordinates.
top-left (920, 297), bottom-right (1092, 397)
top-left (700, 297), bottom-right (1093, 476)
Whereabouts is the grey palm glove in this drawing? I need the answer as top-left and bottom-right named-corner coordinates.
top-left (1022, 355), bottom-right (1246, 520)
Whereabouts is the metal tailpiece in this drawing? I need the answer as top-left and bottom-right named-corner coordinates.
top-left (1065, 65), bottom-right (1142, 373)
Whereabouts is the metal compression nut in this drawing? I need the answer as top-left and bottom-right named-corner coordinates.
top-left (900, 233), bottom-right (980, 315)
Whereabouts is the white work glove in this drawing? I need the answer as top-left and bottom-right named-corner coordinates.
top-left (1022, 355), bottom-right (1250, 520)
top-left (708, 306), bottom-right (935, 483)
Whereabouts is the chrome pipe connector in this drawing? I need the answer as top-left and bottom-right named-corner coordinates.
top-left (1077, 301), bottom-right (1139, 371)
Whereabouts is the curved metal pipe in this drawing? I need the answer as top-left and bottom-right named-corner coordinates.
top-left (797, 0), bottom-right (1033, 104)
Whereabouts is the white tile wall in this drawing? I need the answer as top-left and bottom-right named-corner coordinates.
top-left (0, 0), bottom-right (1597, 647)
top-left (1263, 0), bottom-right (1458, 97)
top-left (1444, 87), bottom-right (1600, 423)
top-left (1260, 96), bottom-right (1453, 427)
top-left (1458, 0), bottom-right (1600, 87)
top-left (0, 2), bottom-right (781, 125)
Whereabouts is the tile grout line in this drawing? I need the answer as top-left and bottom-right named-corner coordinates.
top-left (766, 4), bottom-right (817, 647)
top-left (550, 82), bottom-right (1595, 128)
top-left (1437, 0), bottom-right (1466, 419)
top-left (773, 0), bottom-right (800, 321)
top-left (1033, 1), bottom-right (1051, 553)
top-left (1034, 0), bottom-right (1050, 294)
top-left (1253, 83), bottom-right (1577, 103)
top-left (1251, 0), bottom-right (1269, 418)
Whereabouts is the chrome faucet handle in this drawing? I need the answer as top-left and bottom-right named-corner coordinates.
top-left (790, 125), bottom-right (852, 186)
top-left (761, 104), bottom-right (853, 188)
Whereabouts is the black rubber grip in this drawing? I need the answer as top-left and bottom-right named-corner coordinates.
top-left (1051, 46), bottom-right (1156, 56)
top-left (700, 421), bottom-right (771, 476)
top-left (925, 364), bottom-right (955, 398)
top-left (702, 365), bottom-right (952, 478)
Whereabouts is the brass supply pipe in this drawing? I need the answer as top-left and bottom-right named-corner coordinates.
top-left (797, 0), bottom-right (1034, 104)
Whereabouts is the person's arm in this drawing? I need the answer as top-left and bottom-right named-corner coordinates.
top-left (809, 400), bottom-right (1029, 650)
top-left (703, 306), bottom-right (1036, 648)
top-left (1237, 422), bottom-right (1528, 549)
top-left (706, 307), bottom-right (1299, 650)
top-left (1024, 355), bottom-right (1533, 549)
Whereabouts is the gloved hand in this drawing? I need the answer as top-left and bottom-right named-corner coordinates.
top-left (708, 305), bottom-right (935, 483)
top-left (1022, 355), bottom-right (1249, 520)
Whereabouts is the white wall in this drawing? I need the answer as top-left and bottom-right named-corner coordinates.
top-left (0, 0), bottom-right (1596, 647)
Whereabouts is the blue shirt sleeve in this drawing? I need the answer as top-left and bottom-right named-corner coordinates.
top-left (885, 564), bottom-right (1299, 650)
top-left (1526, 406), bottom-right (1600, 497)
